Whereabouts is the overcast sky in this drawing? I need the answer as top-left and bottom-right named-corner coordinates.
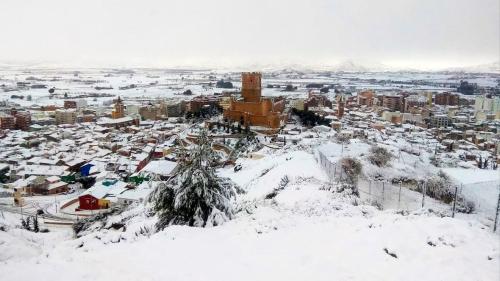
top-left (0, 0), bottom-right (498, 69)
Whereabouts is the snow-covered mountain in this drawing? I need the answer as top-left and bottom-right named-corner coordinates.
top-left (2, 59), bottom-right (499, 73)
top-left (445, 61), bottom-right (500, 74)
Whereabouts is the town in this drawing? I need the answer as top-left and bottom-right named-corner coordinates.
top-left (1, 67), bottom-right (499, 280)
top-left (0, 69), bottom-right (498, 218)
top-left (2, 0), bottom-right (500, 279)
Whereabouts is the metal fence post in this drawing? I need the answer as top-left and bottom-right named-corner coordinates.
top-left (369, 180), bottom-right (372, 204)
top-left (382, 181), bottom-right (385, 205)
top-left (494, 187), bottom-right (500, 233)
top-left (398, 182), bottom-right (402, 210)
top-left (452, 184), bottom-right (458, 218)
top-left (421, 181), bottom-right (426, 208)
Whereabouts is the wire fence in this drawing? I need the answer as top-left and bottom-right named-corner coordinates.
top-left (317, 149), bottom-right (500, 232)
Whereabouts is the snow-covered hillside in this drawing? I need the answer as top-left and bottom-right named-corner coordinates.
top-left (1, 146), bottom-right (499, 281)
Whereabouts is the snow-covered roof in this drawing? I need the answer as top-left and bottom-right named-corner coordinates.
top-left (47, 181), bottom-right (68, 190)
top-left (80, 179), bottom-right (129, 199)
top-left (117, 182), bottom-right (154, 201)
top-left (96, 116), bottom-right (134, 125)
top-left (22, 165), bottom-right (68, 177)
top-left (139, 160), bottom-right (177, 176)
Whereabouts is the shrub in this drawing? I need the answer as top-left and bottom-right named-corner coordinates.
top-left (424, 172), bottom-right (454, 203)
top-left (265, 175), bottom-right (290, 199)
top-left (335, 133), bottom-right (351, 145)
top-left (340, 157), bottom-right (362, 184)
top-left (368, 146), bottom-right (392, 167)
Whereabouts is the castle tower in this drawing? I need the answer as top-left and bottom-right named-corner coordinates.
top-left (337, 95), bottom-right (345, 118)
top-left (112, 96), bottom-right (125, 119)
top-left (241, 72), bottom-right (261, 103)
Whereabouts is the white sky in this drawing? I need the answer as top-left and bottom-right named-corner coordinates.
top-left (0, 0), bottom-right (498, 69)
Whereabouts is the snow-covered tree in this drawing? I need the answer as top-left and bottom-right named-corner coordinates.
top-left (152, 130), bottom-right (236, 229)
top-left (340, 157), bottom-right (362, 185)
top-left (368, 145), bottom-right (392, 167)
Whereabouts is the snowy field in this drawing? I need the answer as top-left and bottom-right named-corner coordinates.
top-left (1, 68), bottom-right (499, 108)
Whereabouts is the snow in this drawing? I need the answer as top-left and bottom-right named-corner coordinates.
top-left (140, 160), bottom-right (177, 177)
top-left (1, 182), bottom-right (499, 281)
top-left (443, 168), bottom-right (500, 216)
top-left (443, 168), bottom-right (499, 185)
top-left (219, 150), bottom-right (328, 200)
top-left (1, 73), bottom-right (499, 280)
top-left (80, 179), bottom-right (129, 199)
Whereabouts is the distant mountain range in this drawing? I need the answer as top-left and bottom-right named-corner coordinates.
top-left (228, 59), bottom-right (500, 74)
top-left (0, 59), bottom-right (498, 74)
top-left (444, 61), bottom-right (500, 73)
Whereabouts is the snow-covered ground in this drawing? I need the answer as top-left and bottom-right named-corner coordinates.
top-left (2, 68), bottom-right (498, 108)
top-left (443, 168), bottom-right (500, 216)
top-left (1, 146), bottom-right (499, 281)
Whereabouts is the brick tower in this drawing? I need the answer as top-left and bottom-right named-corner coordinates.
top-left (112, 96), bottom-right (125, 119)
top-left (241, 72), bottom-right (261, 103)
top-left (337, 95), bottom-right (345, 118)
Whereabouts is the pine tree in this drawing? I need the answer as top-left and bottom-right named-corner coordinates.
top-left (33, 215), bottom-right (39, 233)
top-left (21, 217), bottom-right (29, 231)
top-left (152, 130), bottom-right (235, 229)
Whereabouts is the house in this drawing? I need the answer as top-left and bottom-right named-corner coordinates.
top-left (138, 160), bottom-right (177, 180)
top-left (45, 176), bottom-right (69, 194)
top-left (116, 181), bottom-right (154, 206)
top-left (27, 175), bottom-right (69, 195)
top-left (7, 177), bottom-right (34, 194)
top-left (21, 165), bottom-right (68, 178)
top-left (78, 179), bottom-right (129, 210)
top-left (30, 176), bottom-right (48, 194)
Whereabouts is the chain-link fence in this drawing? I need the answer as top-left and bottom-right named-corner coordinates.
top-left (356, 179), bottom-right (428, 211)
top-left (317, 149), bottom-right (500, 232)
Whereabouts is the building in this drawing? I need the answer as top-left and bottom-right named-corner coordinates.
top-left (401, 113), bottom-right (423, 124)
top-left (111, 97), bottom-right (125, 119)
top-left (357, 90), bottom-right (375, 107)
top-left (0, 114), bottom-right (15, 130)
top-left (223, 72), bottom-right (283, 129)
top-left (96, 116), bottom-right (140, 129)
top-left (55, 109), bottom-right (77, 124)
top-left (64, 100), bottom-right (77, 109)
top-left (188, 95), bottom-right (219, 113)
top-left (30, 176), bottom-right (68, 195)
top-left (430, 114), bottom-right (450, 128)
top-left (475, 95), bottom-right (500, 120)
top-left (304, 92), bottom-right (332, 111)
top-left (405, 95), bottom-right (427, 111)
top-left (382, 94), bottom-right (402, 111)
top-left (218, 94), bottom-right (233, 110)
top-left (166, 101), bottom-right (185, 117)
top-left (77, 114), bottom-right (96, 123)
top-left (290, 98), bottom-right (305, 111)
top-left (78, 179), bottom-right (129, 210)
top-left (435, 92), bottom-right (459, 106)
top-left (14, 111), bottom-right (31, 131)
top-left (139, 105), bottom-right (160, 120)
top-left (382, 111), bottom-right (402, 124)
top-left (337, 95), bottom-right (345, 118)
